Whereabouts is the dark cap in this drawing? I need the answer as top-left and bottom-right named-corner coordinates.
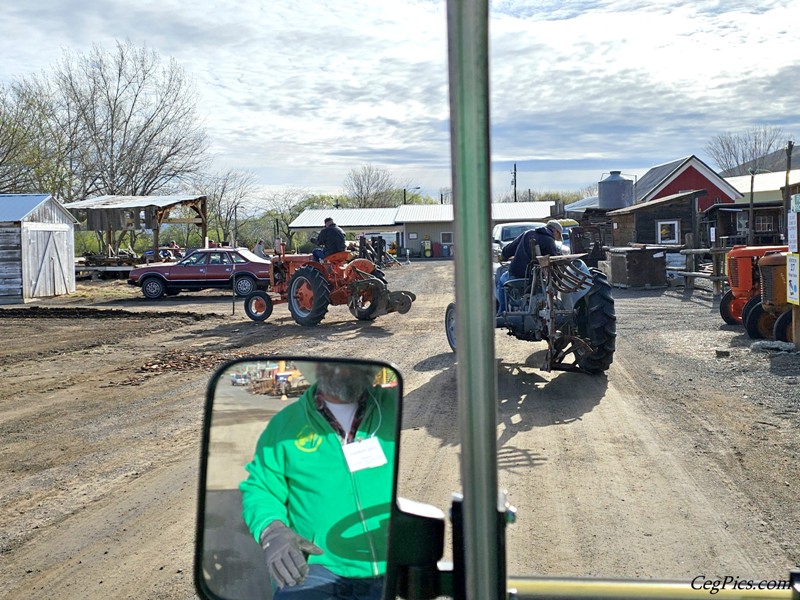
top-left (324, 217), bottom-right (334, 224)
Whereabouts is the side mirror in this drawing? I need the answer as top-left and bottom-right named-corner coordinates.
top-left (194, 357), bottom-right (402, 600)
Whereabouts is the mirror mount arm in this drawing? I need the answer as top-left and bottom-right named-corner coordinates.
top-left (385, 498), bottom-right (447, 600)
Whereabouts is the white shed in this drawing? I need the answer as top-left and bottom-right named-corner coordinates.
top-left (0, 194), bottom-right (78, 304)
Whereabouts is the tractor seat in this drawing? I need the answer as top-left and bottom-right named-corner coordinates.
top-left (323, 251), bottom-right (352, 264)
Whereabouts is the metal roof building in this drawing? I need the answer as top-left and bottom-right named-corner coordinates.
top-left (290, 201), bottom-right (556, 258)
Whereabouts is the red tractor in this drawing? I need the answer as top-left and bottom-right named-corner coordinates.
top-left (718, 244), bottom-right (787, 325)
top-left (242, 243), bottom-right (415, 326)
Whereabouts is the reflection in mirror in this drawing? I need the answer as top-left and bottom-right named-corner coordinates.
top-left (197, 357), bottom-right (401, 600)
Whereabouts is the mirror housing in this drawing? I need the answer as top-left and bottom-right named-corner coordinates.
top-left (194, 356), bottom-right (402, 600)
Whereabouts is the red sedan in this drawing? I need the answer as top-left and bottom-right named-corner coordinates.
top-left (128, 247), bottom-right (271, 299)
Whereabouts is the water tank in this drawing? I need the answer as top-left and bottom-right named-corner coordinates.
top-left (598, 171), bottom-right (634, 210)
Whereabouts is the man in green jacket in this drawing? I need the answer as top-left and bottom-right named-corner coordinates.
top-left (240, 361), bottom-right (397, 599)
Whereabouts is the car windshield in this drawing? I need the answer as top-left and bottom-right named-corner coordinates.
top-left (502, 225), bottom-right (539, 241)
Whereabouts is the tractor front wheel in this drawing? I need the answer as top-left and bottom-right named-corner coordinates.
top-left (719, 289), bottom-right (740, 325)
top-left (575, 271), bottom-right (616, 374)
top-left (244, 291), bottom-right (273, 322)
top-left (773, 310), bottom-right (793, 343)
top-left (744, 302), bottom-right (775, 340)
top-left (287, 266), bottom-right (331, 326)
top-left (445, 302), bottom-right (457, 352)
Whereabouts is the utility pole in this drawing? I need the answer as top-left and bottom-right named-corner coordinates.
top-left (511, 163), bottom-right (517, 202)
top-left (785, 140), bottom-right (794, 239)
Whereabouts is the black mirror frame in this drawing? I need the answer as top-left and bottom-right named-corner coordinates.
top-left (193, 355), bottom-right (404, 600)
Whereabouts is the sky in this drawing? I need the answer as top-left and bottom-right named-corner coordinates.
top-left (2, 0), bottom-right (798, 201)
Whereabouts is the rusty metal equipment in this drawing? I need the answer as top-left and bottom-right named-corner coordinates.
top-left (718, 244), bottom-right (787, 325)
top-left (744, 251), bottom-right (791, 341)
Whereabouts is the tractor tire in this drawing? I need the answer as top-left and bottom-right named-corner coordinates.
top-left (244, 291), bottom-right (273, 322)
top-left (445, 302), bottom-right (457, 352)
top-left (719, 289), bottom-right (739, 325)
top-left (773, 310), bottom-right (793, 343)
top-left (141, 277), bottom-right (166, 299)
top-left (740, 294), bottom-right (762, 327)
top-left (575, 271), bottom-right (616, 374)
top-left (287, 266), bottom-right (330, 326)
top-left (744, 302), bottom-right (775, 340)
top-left (233, 275), bottom-right (257, 297)
top-left (349, 282), bottom-right (382, 321)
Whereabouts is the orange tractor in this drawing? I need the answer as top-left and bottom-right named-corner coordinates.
top-left (718, 244), bottom-right (787, 325)
top-left (743, 251), bottom-right (793, 342)
top-left (243, 243), bottom-right (416, 326)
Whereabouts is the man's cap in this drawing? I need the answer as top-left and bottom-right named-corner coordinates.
top-left (324, 217), bottom-right (334, 224)
top-left (546, 220), bottom-right (563, 234)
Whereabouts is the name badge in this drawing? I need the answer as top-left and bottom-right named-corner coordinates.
top-left (342, 437), bottom-right (387, 472)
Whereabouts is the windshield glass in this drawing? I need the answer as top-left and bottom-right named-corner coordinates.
top-left (502, 225), bottom-right (539, 242)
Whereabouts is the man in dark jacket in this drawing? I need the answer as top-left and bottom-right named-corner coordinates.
top-left (495, 220), bottom-right (563, 316)
top-left (312, 217), bottom-right (346, 261)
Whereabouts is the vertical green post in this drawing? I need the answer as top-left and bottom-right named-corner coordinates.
top-left (446, 0), bottom-right (501, 598)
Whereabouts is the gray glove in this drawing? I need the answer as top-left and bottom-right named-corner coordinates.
top-left (259, 521), bottom-right (324, 588)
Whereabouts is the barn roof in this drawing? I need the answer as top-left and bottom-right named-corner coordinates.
top-left (0, 194), bottom-right (77, 223)
top-left (66, 194), bottom-right (206, 209)
top-left (634, 155), bottom-right (741, 203)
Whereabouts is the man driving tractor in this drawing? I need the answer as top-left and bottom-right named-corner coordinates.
top-left (311, 217), bottom-right (346, 261)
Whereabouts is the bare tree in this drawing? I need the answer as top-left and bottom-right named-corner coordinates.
top-left (263, 189), bottom-right (335, 252)
top-left (198, 169), bottom-right (259, 244)
top-left (705, 125), bottom-right (789, 175)
top-left (11, 40), bottom-right (209, 201)
top-left (343, 164), bottom-right (397, 208)
top-left (0, 85), bottom-right (34, 193)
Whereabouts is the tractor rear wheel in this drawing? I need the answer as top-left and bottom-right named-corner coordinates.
top-left (744, 302), bottom-right (775, 340)
top-left (244, 291), bottom-right (273, 322)
top-left (287, 266), bottom-right (330, 326)
top-left (772, 309), bottom-right (793, 343)
top-left (445, 302), bottom-right (457, 352)
top-left (575, 271), bottom-right (616, 374)
top-left (719, 289), bottom-right (739, 325)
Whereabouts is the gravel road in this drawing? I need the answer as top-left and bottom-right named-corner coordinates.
top-left (0, 261), bottom-right (797, 599)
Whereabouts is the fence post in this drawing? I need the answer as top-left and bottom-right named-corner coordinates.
top-left (684, 233), bottom-right (695, 290)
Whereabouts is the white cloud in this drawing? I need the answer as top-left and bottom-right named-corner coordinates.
top-left (1, 0), bottom-right (798, 200)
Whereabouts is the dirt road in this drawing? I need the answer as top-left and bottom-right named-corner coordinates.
top-left (1, 262), bottom-right (798, 599)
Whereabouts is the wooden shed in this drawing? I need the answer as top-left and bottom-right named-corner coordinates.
top-left (0, 194), bottom-right (78, 304)
top-left (607, 190), bottom-right (708, 247)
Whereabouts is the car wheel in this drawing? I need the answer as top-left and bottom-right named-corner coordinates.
top-left (141, 277), bottom-right (165, 299)
top-left (234, 276), bottom-right (257, 297)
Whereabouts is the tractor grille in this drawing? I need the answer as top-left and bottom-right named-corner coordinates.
top-left (728, 258), bottom-right (740, 287)
top-left (761, 266), bottom-right (775, 300)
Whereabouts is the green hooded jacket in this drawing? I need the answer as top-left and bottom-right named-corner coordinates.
top-left (240, 383), bottom-right (397, 579)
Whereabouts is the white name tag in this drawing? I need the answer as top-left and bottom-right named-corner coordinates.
top-left (342, 437), bottom-right (387, 472)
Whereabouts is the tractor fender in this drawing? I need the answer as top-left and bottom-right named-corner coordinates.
top-left (343, 258), bottom-right (376, 276)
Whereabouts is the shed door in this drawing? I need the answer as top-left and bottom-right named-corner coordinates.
top-left (22, 225), bottom-right (76, 299)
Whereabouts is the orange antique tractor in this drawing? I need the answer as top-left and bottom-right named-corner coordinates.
top-left (743, 251), bottom-right (793, 342)
top-left (718, 244), bottom-right (787, 325)
top-left (242, 243), bottom-right (415, 326)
